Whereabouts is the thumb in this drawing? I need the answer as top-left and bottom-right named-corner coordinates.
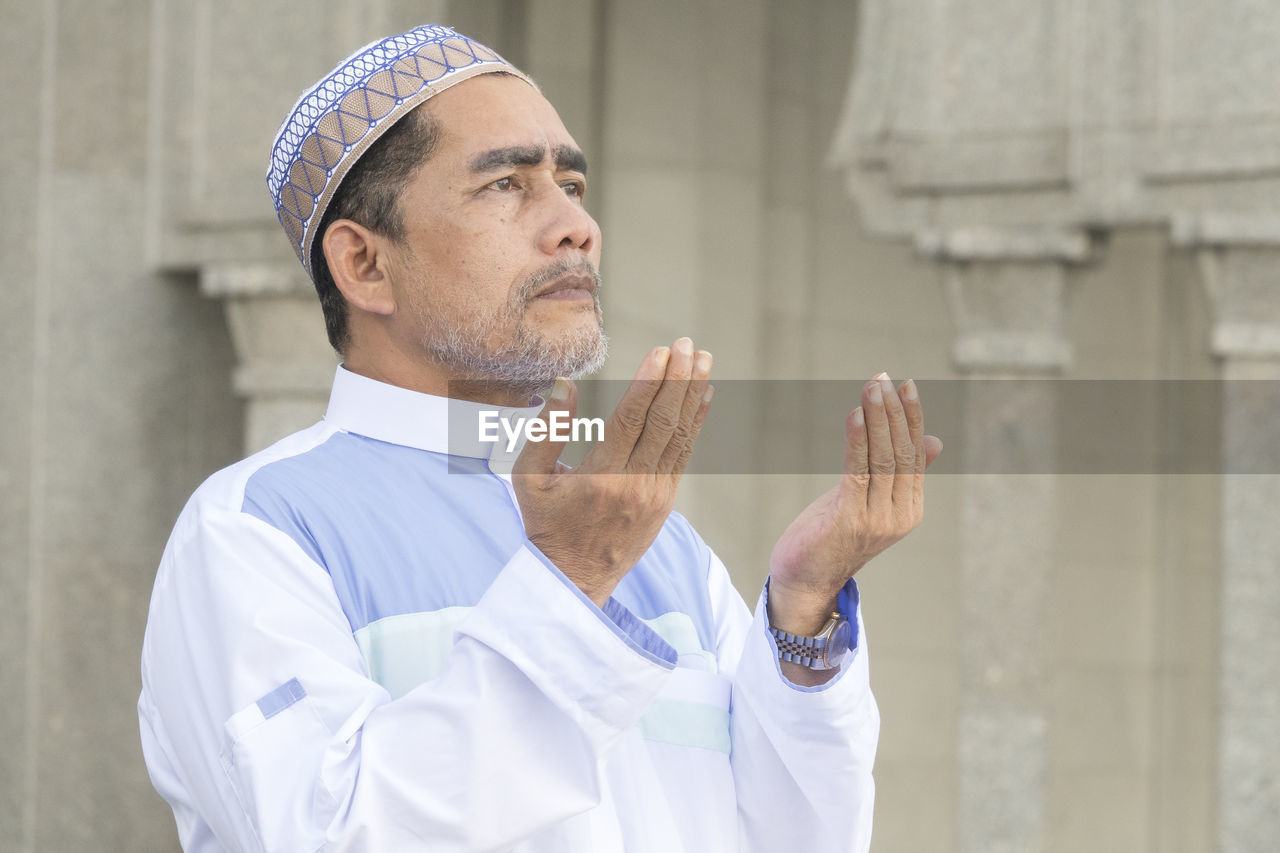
top-left (513, 377), bottom-right (577, 478)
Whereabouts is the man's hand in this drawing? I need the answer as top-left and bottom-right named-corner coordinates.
top-left (513, 338), bottom-right (713, 606)
top-left (768, 374), bottom-right (942, 680)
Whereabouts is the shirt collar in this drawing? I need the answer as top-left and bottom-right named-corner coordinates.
top-left (323, 365), bottom-right (546, 472)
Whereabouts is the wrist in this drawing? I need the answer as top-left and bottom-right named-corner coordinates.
top-left (526, 538), bottom-right (616, 608)
top-left (765, 581), bottom-right (853, 685)
top-left (765, 575), bottom-right (844, 636)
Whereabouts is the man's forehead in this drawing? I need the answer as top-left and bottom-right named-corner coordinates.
top-left (431, 75), bottom-right (573, 142)
top-left (423, 75), bottom-right (587, 173)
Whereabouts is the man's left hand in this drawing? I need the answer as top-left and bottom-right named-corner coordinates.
top-left (767, 374), bottom-right (942, 677)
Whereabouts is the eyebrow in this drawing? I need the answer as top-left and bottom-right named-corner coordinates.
top-left (468, 144), bottom-right (588, 175)
top-left (554, 145), bottom-right (588, 175)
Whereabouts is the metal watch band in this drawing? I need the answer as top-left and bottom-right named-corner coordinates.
top-left (772, 631), bottom-right (823, 668)
top-left (768, 611), bottom-right (845, 671)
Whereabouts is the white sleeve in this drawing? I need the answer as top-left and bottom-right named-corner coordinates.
top-left (138, 505), bottom-right (676, 852)
top-left (707, 551), bottom-right (879, 853)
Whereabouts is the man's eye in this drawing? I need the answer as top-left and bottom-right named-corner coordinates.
top-left (562, 181), bottom-right (584, 198)
top-left (488, 177), bottom-right (514, 191)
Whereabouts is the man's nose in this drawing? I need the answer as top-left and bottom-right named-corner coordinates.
top-left (535, 186), bottom-right (597, 255)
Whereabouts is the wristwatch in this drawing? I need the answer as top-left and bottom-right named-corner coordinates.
top-left (769, 612), bottom-right (852, 671)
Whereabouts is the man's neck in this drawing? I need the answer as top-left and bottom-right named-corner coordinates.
top-left (339, 355), bottom-right (542, 407)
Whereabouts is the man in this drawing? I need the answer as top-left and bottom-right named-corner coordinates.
top-left (139, 25), bottom-right (940, 852)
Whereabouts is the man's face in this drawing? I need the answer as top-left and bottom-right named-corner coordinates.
top-left (383, 73), bottom-right (606, 392)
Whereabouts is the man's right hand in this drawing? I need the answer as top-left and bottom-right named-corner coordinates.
top-left (512, 338), bottom-right (713, 606)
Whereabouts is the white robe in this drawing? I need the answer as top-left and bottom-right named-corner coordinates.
top-left (138, 366), bottom-right (878, 852)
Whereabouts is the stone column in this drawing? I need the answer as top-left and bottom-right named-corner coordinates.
top-left (923, 227), bottom-right (1088, 853)
top-left (199, 263), bottom-right (336, 454)
top-left (1173, 215), bottom-right (1280, 853)
top-left (149, 0), bottom-right (446, 454)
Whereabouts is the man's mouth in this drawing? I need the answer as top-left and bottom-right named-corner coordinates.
top-left (534, 272), bottom-right (598, 302)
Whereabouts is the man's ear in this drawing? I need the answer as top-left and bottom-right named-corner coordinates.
top-left (322, 220), bottom-right (396, 316)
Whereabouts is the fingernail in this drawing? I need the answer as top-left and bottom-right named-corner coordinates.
top-left (550, 377), bottom-right (571, 402)
top-left (654, 347), bottom-right (671, 368)
top-left (703, 386), bottom-right (715, 404)
top-left (853, 407), bottom-right (864, 426)
top-left (874, 372), bottom-right (890, 381)
top-left (674, 337), bottom-right (693, 356)
top-left (878, 373), bottom-right (894, 395)
top-left (903, 379), bottom-right (918, 401)
top-left (695, 350), bottom-right (713, 373)
top-left (868, 382), bottom-right (883, 403)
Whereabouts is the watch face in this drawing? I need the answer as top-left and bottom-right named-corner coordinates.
top-left (827, 619), bottom-right (854, 666)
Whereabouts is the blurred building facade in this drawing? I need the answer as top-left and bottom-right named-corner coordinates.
top-left (1, 0), bottom-right (1276, 850)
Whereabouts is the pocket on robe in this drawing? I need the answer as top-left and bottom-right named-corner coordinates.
top-left (638, 667), bottom-right (732, 754)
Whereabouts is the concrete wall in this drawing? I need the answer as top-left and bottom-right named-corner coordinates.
top-left (0, 1), bottom-right (1270, 851)
top-left (1, 4), bottom-right (244, 849)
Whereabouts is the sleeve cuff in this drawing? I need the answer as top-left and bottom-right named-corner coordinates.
top-left (523, 540), bottom-right (678, 668)
top-left (760, 576), bottom-right (862, 694)
top-left (453, 543), bottom-right (680, 745)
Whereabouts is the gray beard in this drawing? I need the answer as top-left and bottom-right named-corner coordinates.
top-left (419, 259), bottom-right (608, 398)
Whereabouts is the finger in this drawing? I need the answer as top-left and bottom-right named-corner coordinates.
top-left (589, 346), bottom-right (670, 469)
top-left (628, 337), bottom-right (694, 471)
top-left (877, 373), bottom-right (915, 511)
top-left (658, 348), bottom-right (712, 474)
top-left (899, 379), bottom-right (926, 475)
top-left (513, 377), bottom-right (577, 479)
top-left (672, 384), bottom-right (715, 475)
top-left (897, 378), bottom-right (926, 510)
top-left (838, 406), bottom-right (869, 508)
top-left (864, 376), bottom-right (895, 512)
top-left (924, 435), bottom-right (944, 468)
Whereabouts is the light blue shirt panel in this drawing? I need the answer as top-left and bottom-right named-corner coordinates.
top-left (240, 432), bottom-right (720, 655)
top-left (242, 433), bottom-right (523, 632)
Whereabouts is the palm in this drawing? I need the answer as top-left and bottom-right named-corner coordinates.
top-left (767, 377), bottom-right (941, 607)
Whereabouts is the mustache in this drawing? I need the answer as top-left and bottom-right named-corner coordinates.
top-left (518, 258), bottom-right (601, 302)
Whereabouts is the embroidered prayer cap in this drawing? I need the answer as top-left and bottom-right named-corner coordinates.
top-left (267, 25), bottom-right (534, 276)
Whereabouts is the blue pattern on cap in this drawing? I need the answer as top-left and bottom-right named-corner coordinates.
top-left (266, 25), bottom-right (531, 274)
